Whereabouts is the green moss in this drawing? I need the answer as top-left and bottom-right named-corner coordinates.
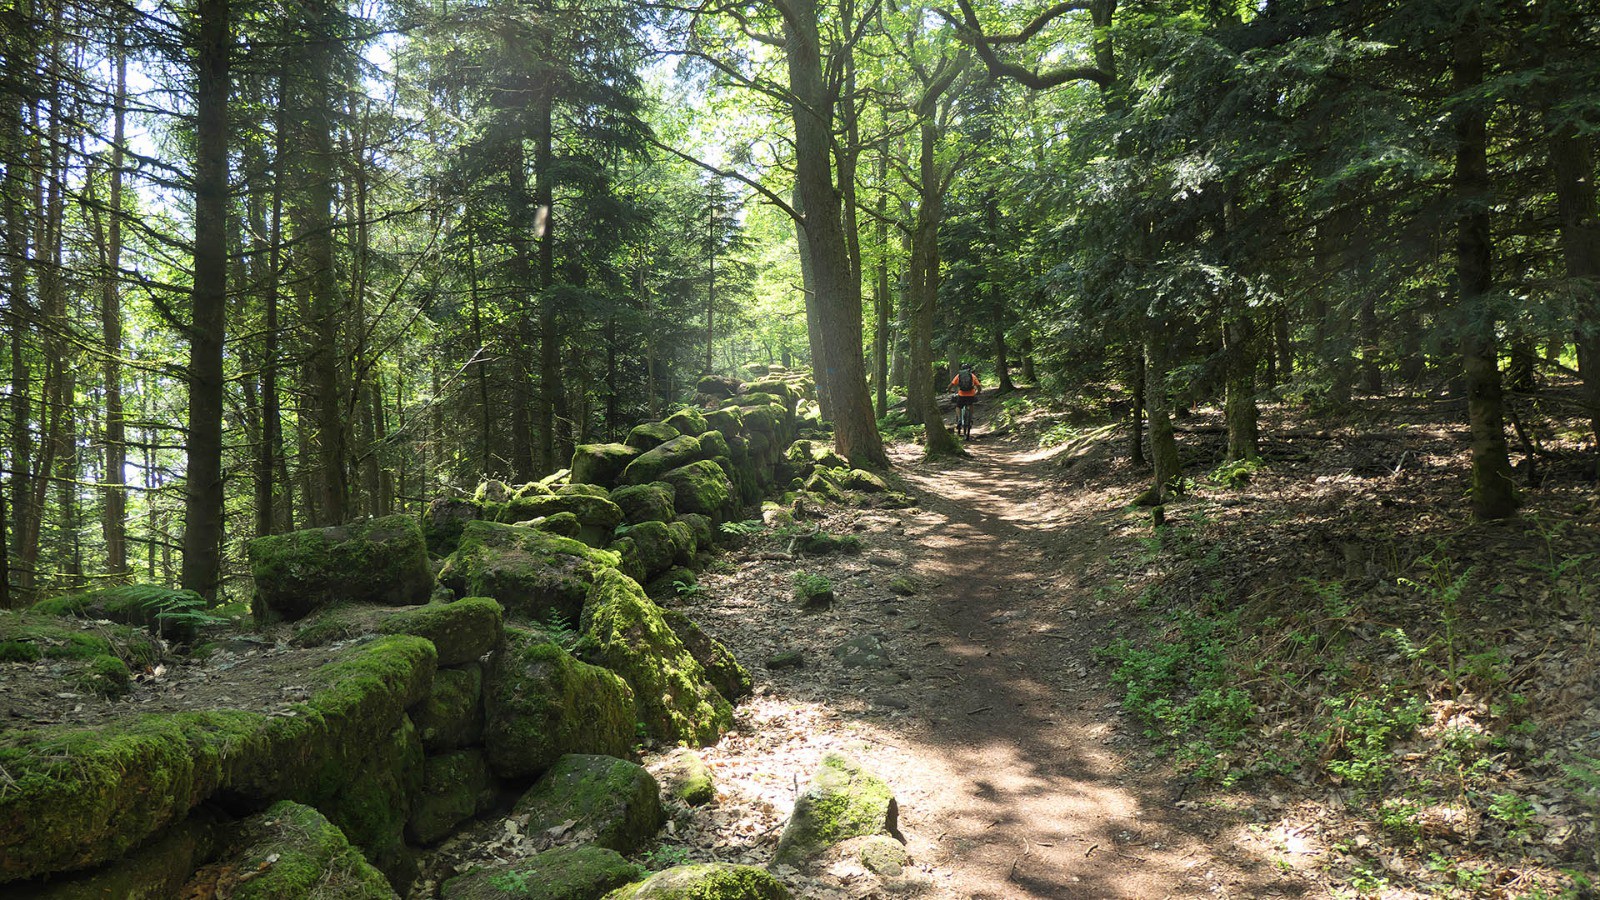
top-left (483, 626), bottom-right (635, 780)
top-left (474, 481), bottom-right (512, 504)
top-left (603, 863), bottom-right (788, 900)
top-left (702, 408), bottom-right (743, 436)
top-left (10, 810), bottom-right (222, 900)
top-left (513, 754), bottom-right (663, 854)
top-left (611, 484), bottom-right (677, 525)
top-left (442, 846), bottom-right (644, 900)
top-left (423, 498), bottom-right (484, 558)
top-left (380, 597), bottom-right (503, 666)
top-left (249, 515), bottom-right (434, 623)
top-left (643, 567), bottom-right (695, 600)
top-left (307, 717), bottom-right (423, 886)
top-left (498, 493), bottom-right (623, 531)
top-left (658, 610), bottom-right (751, 703)
top-left (888, 576), bottom-right (919, 596)
top-left (608, 537), bottom-right (648, 584)
top-left (620, 435), bottom-right (706, 486)
top-left (792, 574), bottom-right (834, 610)
top-left (622, 521), bottom-right (678, 579)
top-left (733, 404), bottom-right (786, 438)
top-left (413, 663), bottom-right (485, 753)
top-left (772, 754), bottom-right (898, 868)
top-left (0, 636), bottom-right (435, 884)
top-left (33, 584), bottom-right (212, 641)
top-left (74, 654), bottom-right (132, 697)
top-left (625, 422), bottom-right (681, 452)
top-left (794, 532), bottom-right (861, 557)
top-left (659, 461), bottom-right (738, 526)
top-left (210, 801), bottom-right (395, 900)
top-left (657, 749), bottom-right (715, 806)
top-left (571, 443), bottom-right (641, 488)
top-left (527, 511), bottom-right (582, 539)
top-left (674, 515), bottom-right (714, 555)
top-left (439, 521), bottom-right (619, 624)
top-left (580, 570), bottom-right (732, 746)
top-left (408, 749), bottom-right (495, 845)
top-left (0, 610), bottom-right (159, 668)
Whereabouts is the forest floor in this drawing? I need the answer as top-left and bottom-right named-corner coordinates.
top-left (648, 386), bottom-right (1600, 899)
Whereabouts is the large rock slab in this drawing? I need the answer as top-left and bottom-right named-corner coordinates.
top-left (512, 754), bottom-right (663, 854)
top-left (8, 811), bottom-right (222, 900)
top-left (659, 461), bottom-right (740, 525)
top-left (625, 422), bottom-right (680, 452)
top-left (442, 846), bottom-right (643, 900)
top-left (610, 483), bottom-right (676, 525)
top-left (0, 635), bottom-right (435, 884)
top-left (572, 443), bottom-right (642, 488)
top-left (483, 626), bottom-right (635, 780)
top-left (621, 435), bottom-right (705, 486)
top-left (580, 570), bottom-right (732, 746)
top-left (439, 521), bottom-right (618, 624)
top-left (659, 609), bottom-right (752, 703)
top-left (304, 715), bottom-right (424, 886)
top-left (379, 597), bottom-right (503, 666)
top-left (185, 801), bottom-right (396, 900)
top-left (603, 864), bottom-right (788, 900)
top-left (773, 753), bottom-right (900, 868)
top-left (250, 515), bottom-right (434, 623)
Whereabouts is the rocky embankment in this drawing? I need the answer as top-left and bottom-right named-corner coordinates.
top-left (0, 367), bottom-right (910, 899)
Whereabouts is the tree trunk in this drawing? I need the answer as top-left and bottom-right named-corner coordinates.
top-left (874, 131), bottom-right (890, 418)
top-left (1144, 330), bottom-right (1181, 500)
top-left (1020, 332), bottom-right (1036, 384)
top-left (1453, 8), bottom-right (1518, 520)
top-left (1547, 118), bottom-right (1600, 465)
top-left (1224, 314), bottom-right (1259, 461)
top-left (101, 38), bottom-right (128, 578)
top-left (181, 0), bottom-right (230, 600)
top-left (1127, 349), bottom-right (1146, 467)
top-left (533, 88), bottom-right (559, 475)
top-left (783, 0), bottom-right (887, 467)
top-left (909, 122), bottom-right (960, 455)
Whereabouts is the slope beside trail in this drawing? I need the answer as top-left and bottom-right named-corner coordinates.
top-left (674, 412), bottom-right (1313, 899)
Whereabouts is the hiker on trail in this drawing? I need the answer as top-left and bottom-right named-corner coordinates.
top-left (950, 364), bottom-right (981, 438)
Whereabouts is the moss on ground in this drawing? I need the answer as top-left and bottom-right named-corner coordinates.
top-left (32, 584), bottom-right (212, 642)
top-left (580, 570), bottom-right (732, 746)
top-left (199, 801), bottom-right (395, 899)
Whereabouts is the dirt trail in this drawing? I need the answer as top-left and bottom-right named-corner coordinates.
top-left (871, 427), bottom-right (1295, 899)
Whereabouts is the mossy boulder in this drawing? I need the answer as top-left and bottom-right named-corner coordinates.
top-left (888, 576), bottom-right (919, 597)
top-left (656, 749), bottom-right (715, 806)
top-left (580, 570), bottom-right (732, 746)
top-left (572, 443), bottom-right (641, 488)
top-left (74, 654), bottom-right (133, 697)
top-left (734, 404), bottom-right (787, 438)
top-left (510, 481), bottom-right (556, 500)
top-left (621, 520), bottom-right (679, 579)
top-left (483, 626), bottom-right (635, 780)
top-left (625, 422), bottom-right (681, 452)
top-left (621, 435), bottom-right (706, 486)
top-left (560, 483), bottom-right (612, 498)
top-left (611, 483), bottom-right (677, 525)
top-left (0, 635), bottom-right (436, 884)
top-left (837, 469), bottom-right (890, 493)
top-left (696, 430), bottom-right (730, 462)
top-left (8, 810), bottom-right (222, 900)
top-left (512, 754), bottom-right (664, 854)
top-left (32, 584), bottom-right (210, 642)
top-left (526, 511), bottom-right (582, 539)
top-left (190, 801), bottom-right (396, 900)
top-left (674, 514), bottom-right (715, 555)
top-left (694, 375), bottom-right (742, 399)
top-left (408, 749), bottom-right (497, 846)
top-left (795, 531), bottom-right (862, 556)
top-left (659, 461), bottom-right (739, 526)
top-left (659, 609), bottom-right (752, 703)
top-left (664, 521), bottom-right (698, 566)
top-left (441, 846), bottom-right (644, 900)
top-left (307, 716), bottom-right (424, 886)
top-left (773, 753), bottom-right (900, 869)
top-left (793, 575), bottom-right (834, 610)
top-left (474, 481), bottom-right (512, 504)
top-left (413, 663), bottom-right (485, 752)
top-left (499, 493), bottom-right (624, 532)
top-left (664, 407), bottom-right (708, 436)
top-left (439, 521), bottom-right (619, 624)
top-left (608, 537), bottom-right (648, 584)
top-left (742, 380), bottom-right (799, 410)
top-left (703, 407), bottom-right (743, 436)
top-left (424, 498), bottom-right (484, 557)
top-left (603, 864), bottom-right (788, 900)
top-left (784, 440), bottom-right (847, 478)
top-left (250, 515), bottom-right (433, 623)
top-left (380, 597), bottom-right (503, 666)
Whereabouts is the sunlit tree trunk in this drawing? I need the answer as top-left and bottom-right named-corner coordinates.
top-left (909, 122), bottom-right (960, 455)
top-left (100, 37), bottom-right (128, 578)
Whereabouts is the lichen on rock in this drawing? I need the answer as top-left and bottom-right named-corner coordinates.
top-left (772, 753), bottom-right (901, 869)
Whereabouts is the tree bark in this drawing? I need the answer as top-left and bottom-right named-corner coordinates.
top-left (1547, 115), bottom-right (1600, 467)
top-left (874, 131), bottom-right (890, 418)
top-left (181, 0), bottom-right (230, 599)
top-left (908, 122), bottom-right (960, 455)
top-left (1144, 329), bottom-right (1181, 500)
top-left (783, 0), bottom-right (887, 467)
top-left (100, 37), bottom-right (128, 578)
top-left (1452, 7), bottom-right (1518, 520)
top-left (1224, 314), bottom-right (1259, 462)
top-left (533, 87), bottom-right (559, 475)
top-left (1127, 349), bottom-right (1146, 467)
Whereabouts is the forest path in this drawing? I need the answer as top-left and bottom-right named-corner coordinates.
top-left (863, 412), bottom-right (1305, 899)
